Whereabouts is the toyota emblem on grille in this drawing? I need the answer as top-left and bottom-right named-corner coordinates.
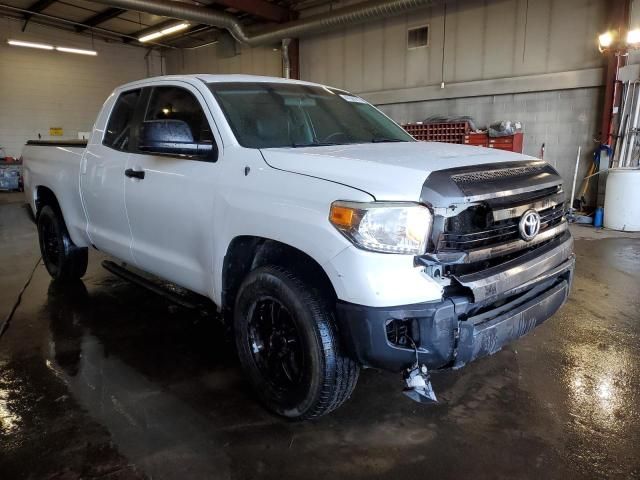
top-left (519, 209), bottom-right (541, 241)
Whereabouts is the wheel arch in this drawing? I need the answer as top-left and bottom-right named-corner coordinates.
top-left (221, 236), bottom-right (337, 313)
top-left (34, 185), bottom-right (62, 218)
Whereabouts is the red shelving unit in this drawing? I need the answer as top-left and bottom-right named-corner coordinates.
top-left (402, 122), bottom-right (470, 143)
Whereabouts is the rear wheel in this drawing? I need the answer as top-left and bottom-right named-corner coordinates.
top-left (37, 205), bottom-right (88, 281)
top-left (234, 266), bottom-right (359, 419)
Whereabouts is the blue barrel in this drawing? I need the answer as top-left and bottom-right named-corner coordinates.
top-left (594, 207), bottom-right (604, 228)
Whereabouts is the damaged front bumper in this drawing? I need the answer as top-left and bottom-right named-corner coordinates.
top-left (336, 233), bottom-right (575, 372)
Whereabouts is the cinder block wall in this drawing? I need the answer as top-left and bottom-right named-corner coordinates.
top-left (379, 87), bottom-right (602, 199)
top-left (0, 21), bottom-right (164, 158)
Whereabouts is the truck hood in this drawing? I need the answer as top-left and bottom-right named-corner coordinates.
top-left (260, 141), bottom-right (537, 201)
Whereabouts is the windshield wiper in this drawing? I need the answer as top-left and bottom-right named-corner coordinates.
top-left (371, 137), bottom-right (405, 143)
top-left (291, 141), bottom-right (340, 148)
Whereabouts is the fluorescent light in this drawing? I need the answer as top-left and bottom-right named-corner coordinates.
top-left (56, 46), bottom-right (97, 56)
top-left (599, 31), bottom-right (614, 49)
top-left (161, 23), bottom-right (189, 35)
top-left (138, 31), bottom-right (164, 43)
top-left (7, 39), bottom-right (54, 50)
top-left (8, 39), bottom-right (97, 56)
top-left (627, 28), bottom-right (640, 45)
top-left (139, 22), bottom-right (189, 43)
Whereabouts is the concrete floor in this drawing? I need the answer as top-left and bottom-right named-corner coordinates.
top-left (1, 191), bottom-right (639, 480)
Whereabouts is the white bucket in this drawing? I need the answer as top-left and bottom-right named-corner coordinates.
top-left (603, 168), bottom-right (640, 231)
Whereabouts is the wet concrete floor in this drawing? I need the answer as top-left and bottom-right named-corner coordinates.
top-left (1, 191), bottom-right (639, 479)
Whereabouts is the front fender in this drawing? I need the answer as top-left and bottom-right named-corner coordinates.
top-left (212, 152), bottom-right (373, 306)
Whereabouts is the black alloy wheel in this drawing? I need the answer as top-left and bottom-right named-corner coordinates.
top-left (248, 298), bottom-right (305, 393)
top-left (37, 205), bottom-right (88, 281)
top-left (234, 265), bottom-right (359, 420)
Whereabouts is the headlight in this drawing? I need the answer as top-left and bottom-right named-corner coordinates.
top-left (329, 201), bottom-right (432, 254)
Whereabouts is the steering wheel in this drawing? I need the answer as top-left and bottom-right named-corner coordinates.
top-left (322, 132), bottom-right (349, 143)
top-left (112, 127), bottom-right (130, 150)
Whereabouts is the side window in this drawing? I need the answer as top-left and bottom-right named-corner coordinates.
top-left (103, 89), bottom-right (141, 151)
top-left (144, 87), bottom-right (214, 144)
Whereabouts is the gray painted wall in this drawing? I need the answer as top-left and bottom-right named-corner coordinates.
top-left (164, 43), bottom-right (281, 77)
top-left (299, 0), bottom-right (606, 95)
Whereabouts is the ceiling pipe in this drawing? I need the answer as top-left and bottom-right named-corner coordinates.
top-left (85, 0), bottom-right (437, 46)
top-left (0, 3), bottom-right (178, 47)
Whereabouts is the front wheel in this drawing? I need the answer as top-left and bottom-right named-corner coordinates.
top-left (37, 205), bottom-right (88, 281)
top-left (234, 266), bottom-right (359, 420)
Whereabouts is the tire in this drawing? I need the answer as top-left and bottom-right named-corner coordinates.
top-left (37, 205), bottom-right (88, 281)
top-left (234, 266), bottom-right (359, 420)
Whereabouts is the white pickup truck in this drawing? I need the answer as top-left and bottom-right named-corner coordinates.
top-left (23, 74), bottom-right (574, 419)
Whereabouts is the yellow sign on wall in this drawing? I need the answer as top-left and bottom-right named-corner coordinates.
top-left (49, 127), bottom-right (64, 136)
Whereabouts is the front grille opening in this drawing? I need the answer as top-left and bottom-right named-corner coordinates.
top-left (445, 238), bottom-right (556, 276)
top-left (385, 318), bottom-right (420, 348)
top-left (439, 202), bottom-right (566, 252)
top-left (446, 204), bottom-right (492, 234)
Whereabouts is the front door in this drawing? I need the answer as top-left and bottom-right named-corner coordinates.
top-left (81, 89), bottom-right (141, 264)
top-left (124, 83), bottom-right (221, 296)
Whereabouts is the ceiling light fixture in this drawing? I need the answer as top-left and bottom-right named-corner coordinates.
top-left (598, 31), bottom-right (614, 50)
top-left (56, 46), bottom-right (97, 56)
top-left (627, 28), bottom-right (640, 45)
top-left (8, 39), bottom-right (97, 56)
top-left (160, 23), bottom-right (190, 36)
top-left (139, 31), bottom-right (163, 43)
top-left (7, 39), bottom-right (54, 50)
top-left (139, 23), bottom-right (190, 43)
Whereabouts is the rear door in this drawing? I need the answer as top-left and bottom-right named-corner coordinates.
top-left (124, 82), bottom-right (222, 296)
top-left (80, 89), bottom-right (140, 264)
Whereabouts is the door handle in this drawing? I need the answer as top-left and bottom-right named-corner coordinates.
top-left (125, 168), bottom-right (145, 179)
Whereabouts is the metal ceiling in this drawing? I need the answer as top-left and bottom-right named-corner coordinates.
top-left (0, 0), bottom-right (308, 48)
top-left (88, 0), bottom-right (434, 47)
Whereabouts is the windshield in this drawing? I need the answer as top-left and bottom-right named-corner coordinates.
top-left (208, 82), bottom-right (414, 149)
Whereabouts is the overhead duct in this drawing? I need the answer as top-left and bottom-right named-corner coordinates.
top-left (86, 0), bottom-right (437, 46)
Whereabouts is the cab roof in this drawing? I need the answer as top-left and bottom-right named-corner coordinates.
top-left (115, 74), bottom-right (331, 92)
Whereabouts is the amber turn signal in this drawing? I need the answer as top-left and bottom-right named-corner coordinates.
top-left (329, 205), bottom-right (355, 227)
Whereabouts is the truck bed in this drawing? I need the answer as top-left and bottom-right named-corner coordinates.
top-left (22, 140), bottom-right (89, 248)
top-left (26, 139), bottom-right (88, 147)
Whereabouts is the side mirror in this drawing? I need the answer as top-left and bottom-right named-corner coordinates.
top-left (138, 120), bottom-right (216, 159)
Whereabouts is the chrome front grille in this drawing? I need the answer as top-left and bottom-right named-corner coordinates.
top-left (420, 160), bottom-right (567, 269)
top-left (438, 202), bottom-right (565, 252)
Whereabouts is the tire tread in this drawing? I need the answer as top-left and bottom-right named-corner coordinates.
top-left (272, 265), bottom-right (359, 419)
top-left (235, 265), bottom-right (359, 419)
top-left (38, 205), bottom-right (88, 281)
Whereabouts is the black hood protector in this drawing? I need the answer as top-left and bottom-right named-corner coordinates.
top-left (420, 160), bottom-right (563, 207)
